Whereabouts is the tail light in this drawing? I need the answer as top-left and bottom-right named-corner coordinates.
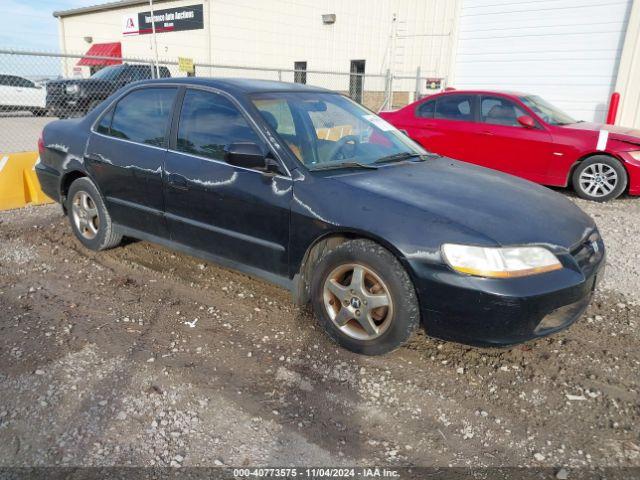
top-left (37, 132), bottom-right (45, 156)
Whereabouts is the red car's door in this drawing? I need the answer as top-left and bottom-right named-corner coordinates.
top-left (405, 94), bottom-right (484, 163)
top-left (475, 95), bottom-right (555, 182)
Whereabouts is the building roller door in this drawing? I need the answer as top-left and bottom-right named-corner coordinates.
top-left (453, 0), bottom-right (633, 122)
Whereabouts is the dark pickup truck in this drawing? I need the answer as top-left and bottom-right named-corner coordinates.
top-left (46, 63), bottom-right (171, 118)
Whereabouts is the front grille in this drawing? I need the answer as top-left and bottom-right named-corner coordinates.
top-left (46, 83), bottom-right (65, 95)
top-left (570, 231), bottom-right (603, 271)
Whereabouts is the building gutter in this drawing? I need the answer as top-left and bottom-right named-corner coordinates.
top-left (53, 0), bottom-right (175, 18)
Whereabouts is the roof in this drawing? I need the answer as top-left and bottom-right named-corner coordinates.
top-left (53, 0), bottom-right (175, 18)
top-left (144, 77), bottom-right (333, 94)
top-left (435, 89), bottom-right (532, 97)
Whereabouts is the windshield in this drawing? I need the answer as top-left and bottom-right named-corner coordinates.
top-left (251, 92), bottom-right (426, 170)
top-left (519, 95), bottom-right (577, 125)
top-left (90, 65), bottom-right (123, 81)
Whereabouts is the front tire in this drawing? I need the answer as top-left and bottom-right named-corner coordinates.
top-left (310, 239), bottom-right (419, 355)
top-left (66, 177), bottom-right (122, 251)
top-left (572, 155), bottom-right (627, 202)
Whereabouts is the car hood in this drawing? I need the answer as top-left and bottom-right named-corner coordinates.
top-left (561, 122), bottom-right (640, 146)
top-left (332, 158), bottom-right (595, 249)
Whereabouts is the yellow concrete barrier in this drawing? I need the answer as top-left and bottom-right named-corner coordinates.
top-left (0, 151), bottom-right (53, 211)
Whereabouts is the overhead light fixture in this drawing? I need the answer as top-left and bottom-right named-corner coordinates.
top-left (322, 14), bottom-right (336, 25)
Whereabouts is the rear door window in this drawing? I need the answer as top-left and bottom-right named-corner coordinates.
top-left (435, 95), bottom-right (475, 122)
top-left (416, 99), bottom-right (435, 118)
top-left (96, 108), bottom-right (114, 135)
top-left (107, 87), bottom-right (177, 146)
top-left (176, 89), bottom-right (263, 162)
top-left (12, 76), bottom-right (35, 88)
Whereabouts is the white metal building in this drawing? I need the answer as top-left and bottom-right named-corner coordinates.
top-left (54, 0), bottom-right (640, 125)
top-left (451, 0), bottom-right (635, 122)
top-left (54, 0), bottom-right (458, 87)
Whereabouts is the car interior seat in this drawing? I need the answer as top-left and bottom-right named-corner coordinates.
top-left (486, 104), bottom-right (518, 126)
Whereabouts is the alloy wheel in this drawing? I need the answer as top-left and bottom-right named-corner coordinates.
top-left (579, 163), bottom-right (618, 198)
top-left (71, 191), bottom-right (100, 240)
top-left (323, 263), bottom-right (394, 341)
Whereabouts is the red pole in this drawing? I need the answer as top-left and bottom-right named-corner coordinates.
top-left (606, 92), bottom-right (620, 125)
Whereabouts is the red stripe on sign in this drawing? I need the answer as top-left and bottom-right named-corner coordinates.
top-left (138, 25), bottom-right (175, 33)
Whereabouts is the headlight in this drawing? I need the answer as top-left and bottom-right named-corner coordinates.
top-left (65, 84), bottom-right (79, 94)
top-left (442, 244), bottom-right (562, 278)
top-left (628, 151), bottom-right (640, 161)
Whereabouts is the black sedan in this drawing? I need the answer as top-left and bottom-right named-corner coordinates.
top-left (35, 78), bottom-right (605, 355)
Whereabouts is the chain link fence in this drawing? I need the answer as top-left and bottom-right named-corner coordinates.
top-left (0, 48), bottom-right (443, 154)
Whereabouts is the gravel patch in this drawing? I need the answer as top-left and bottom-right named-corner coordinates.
top-left (0, 194), bottom-right (638, 468)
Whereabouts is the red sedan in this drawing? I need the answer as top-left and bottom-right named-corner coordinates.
top-left (379, 90), bottom-right (640, 202)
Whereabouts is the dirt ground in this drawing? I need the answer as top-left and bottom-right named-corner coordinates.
top-left (0, 194), bottom-right (639, 471)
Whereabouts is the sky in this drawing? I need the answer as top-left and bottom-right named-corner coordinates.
top-left (1, 1), bottom-right (99, 77)
top-left (0, 0), bottom-right (91, 52)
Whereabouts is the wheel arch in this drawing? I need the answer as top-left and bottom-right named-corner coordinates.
top-left (291, 229), bottom-right (415, 306)
top-left (59, 169), bottom-right (90, 212)
top-left (565, 151), bottom-right (629, 189)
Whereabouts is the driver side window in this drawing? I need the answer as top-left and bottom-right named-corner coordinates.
top-left (253, 99), bottom-right (302, 160)
top-left (481, 96), bottom-right (527, 127)
top-left (177, 89), bottom-right (264, 165)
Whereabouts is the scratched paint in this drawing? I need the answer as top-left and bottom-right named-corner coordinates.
top-left (186, 171), bottom-right (239, 188)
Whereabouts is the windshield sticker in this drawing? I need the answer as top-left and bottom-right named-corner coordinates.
top-left (596, 129), bottom-right (609, 151)
top-left (363, 114), bottom-right (397, 132)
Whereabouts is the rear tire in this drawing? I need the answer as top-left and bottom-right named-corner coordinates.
top-left (310, 239), bottom-right (419, 355)
top-left (66, 177), bottom-right (122, 251)
top-left (572, 155), bottom-right (627, 202)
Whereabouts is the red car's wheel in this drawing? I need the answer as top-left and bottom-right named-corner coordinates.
top-left (572, 155), bottom-right (627, 202)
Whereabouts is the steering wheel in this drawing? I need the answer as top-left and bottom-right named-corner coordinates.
top-left (325, 135), bottom-right (360, 162)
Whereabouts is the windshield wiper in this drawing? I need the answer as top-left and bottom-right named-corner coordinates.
top-left (309, 161), bottom-right (378, 171)
top-left (373, 152), bottom-right (425, 164)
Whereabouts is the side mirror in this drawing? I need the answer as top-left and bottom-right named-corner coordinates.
top-left (517, 115), bottom-right (536, 128)
top-left (224, 142), bottom-right (267, 170)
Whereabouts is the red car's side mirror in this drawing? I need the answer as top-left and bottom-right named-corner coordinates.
top-left (517, 115), bottom-right (536, 128)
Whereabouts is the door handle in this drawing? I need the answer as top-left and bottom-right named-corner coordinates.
top-left (167, 173), bottom-right (188, 190)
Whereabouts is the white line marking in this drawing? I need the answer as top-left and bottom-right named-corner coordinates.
top-left (596, 129), bottom-right (609, 151)
top-left (0, 156), bottom-right (8, 173)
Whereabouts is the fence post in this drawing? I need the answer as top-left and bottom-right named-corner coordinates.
top-left (150, 60), bottom-right (156, 79)
top-left (414, 66), bottom-right (421, 102)
top-left (382, 69), bottom-right (392, 111)
top-left (278, 70), bottom-right (282, 81)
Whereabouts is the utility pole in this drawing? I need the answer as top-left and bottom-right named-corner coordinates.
top-left (149, 0), bottom-right (160, 77)
top-left (382, 13), bottom-right (398, 111)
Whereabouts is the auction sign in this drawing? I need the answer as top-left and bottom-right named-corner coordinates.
top-left (123, 4), bottom-right (203, 35)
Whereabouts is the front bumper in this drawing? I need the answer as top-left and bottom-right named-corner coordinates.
top-left (618, 151), bottom-right (640, 196)
top-left (412, 233), bottom-right (605, 347)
